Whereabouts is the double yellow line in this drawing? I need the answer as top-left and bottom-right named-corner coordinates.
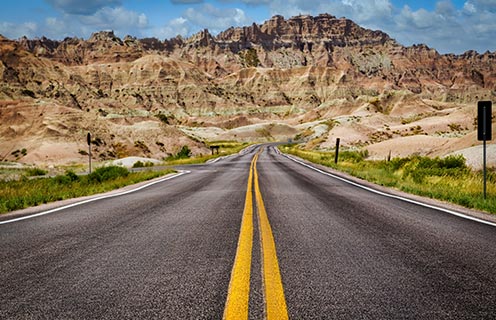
top-left (223, 150), bottom-right (288, 320)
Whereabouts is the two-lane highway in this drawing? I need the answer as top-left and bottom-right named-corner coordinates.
top-left (1, 145), bottom-right (496, 319)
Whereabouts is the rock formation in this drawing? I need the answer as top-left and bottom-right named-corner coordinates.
top-left (0, 14), bottom-right (494, 165)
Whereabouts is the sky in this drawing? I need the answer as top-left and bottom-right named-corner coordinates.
top-left (0, 0), bottom-right (495, 54)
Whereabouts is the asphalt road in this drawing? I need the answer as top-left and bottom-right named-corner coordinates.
top-left (1, 145), bottom-right (496, 319)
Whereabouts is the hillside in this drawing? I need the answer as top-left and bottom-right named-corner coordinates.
top-left (0, 14), bottom-right (494, 166)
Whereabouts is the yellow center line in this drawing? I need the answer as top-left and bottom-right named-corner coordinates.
top-left (223, 149), bottom-right (288, 320)
top-left (254, 153), bottom-right (289, 320)
top-left (223, 154), bottom-right (256, 319)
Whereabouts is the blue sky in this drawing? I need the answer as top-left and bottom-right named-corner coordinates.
top-left (0, 0), bottom-right (494, 54)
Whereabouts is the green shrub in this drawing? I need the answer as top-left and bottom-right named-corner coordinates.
top-left (87, 166), bottom-right (129, 183)
top-left (402, 155), bottom-right (468, 183)
top-left (339, 149), bottom-right (369, 163)
top-left (54, 175), bottom-right (72, 184)
top-left (133, 161), bottom-right (144, 168)
top-left (156, 113), bottom-right (172, 124)
top-left (177, 146), bottom-right (191, 159)
top-left (439, 154), bottom-right (467, 169)
top-left (167, 146), bottom-right (192, 161)
top-left (132, 161), bottom-right (154, 168)
top-left (25, 168), bottom-right (47, 177)
top-left (389, 157), bottom-right (412, 170)
top-left (65, 171), bottom-right (80, 182)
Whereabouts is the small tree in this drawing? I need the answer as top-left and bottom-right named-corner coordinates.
top-left (176, 146), bottom-right (191, 159)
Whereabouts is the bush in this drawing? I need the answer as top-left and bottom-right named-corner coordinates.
top-left (133, 161), bottom-right (144, 168)
top-left (438, 154), bottom-right (467, 169)
top-left (25, 168), bottom-right (47, 177)
top-left (339, 149), bottom-right (369, 163)
top-left (87, 166), bottom-right (129, 183)
top-left (132, 161), bottom-right (154, 168)
top-left (52, 171), bottom-right (78, 185)
top-left (177, 146), bottom-right (191, 159)
top-left (402, 155), bottom-right (468, 183)
top-left (156, 113), bottom-right (170, 124)
top-left (167, 146), bottom-right (192, 161)
top-left (65, 171), bottom-right (79, 182)
top-left (53, 175), bottom-right (72, 185)
top-left (389, 156), bottom-right (412, 171)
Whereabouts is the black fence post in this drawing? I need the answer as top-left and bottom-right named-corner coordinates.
top-left (334, 138), bottom-right (340, 164)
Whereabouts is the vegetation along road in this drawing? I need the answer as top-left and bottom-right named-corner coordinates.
top-left (1, 145), bottom-right (496, 319)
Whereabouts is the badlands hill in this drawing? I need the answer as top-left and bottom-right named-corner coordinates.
top-left (0, 14), bottom-right (494, 166)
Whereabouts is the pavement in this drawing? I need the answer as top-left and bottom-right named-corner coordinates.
top-left (1, 145), bottom-right (496, 319)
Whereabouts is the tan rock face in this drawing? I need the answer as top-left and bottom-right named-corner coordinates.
top-left (0, 14), bottom-right (495, 165)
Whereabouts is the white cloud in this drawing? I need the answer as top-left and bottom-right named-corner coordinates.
top-left (341, 0), bottom-right (393, 22)
top-left (44, 17), bottom-right (70, 37)
top-left (465, 0), bottom-right (496, 12)
top-left (153, 17), bottom-right (190, 39)
top-left (463, 1), bottom-right (477, 14)
top-left (387, 0), bottom-right (496, 53)
top-left (229, 0), bottom-right (272, 4)
top-left (171, 0), bottom-right (204, 3)
top-left (80, 7), bottom-right (148, 30)
top-left (0, 22), bottom-right (38, 39)
top-left (45, 0), bottom-right (121, 15)
top-left (0, 6), bottom-right (150, 40)
top-left (183, 4), bottom-right (251, 33)
top-left (396, 7), bottom-right (437, 30)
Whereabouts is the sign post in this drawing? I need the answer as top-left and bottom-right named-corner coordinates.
top-left (334, 138), bottom-right (340, 164)
top-left (87, 132), bottom-right (92, 174)
top-left (477, 101), bottom-right (492, 199)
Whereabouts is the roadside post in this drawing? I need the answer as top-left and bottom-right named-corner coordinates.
top-left (477, 101), bottom-right (492, 199)
top-left (335, 138), bottom-right (340, 164)
top-left (87, 132), bottom-right (92, 174)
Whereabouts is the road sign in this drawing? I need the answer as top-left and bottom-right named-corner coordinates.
top-left (477, 101), bottom-right (492, 141)
top-left (87, 132), bottom-right (91, 146)
top-left (477, 101), bottom-right (492, 199)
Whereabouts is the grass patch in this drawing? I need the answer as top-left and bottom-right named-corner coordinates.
top-left (25, 167), bottom-right (48, 177)
top-left (280, 145), bottom-right (496, 214)
top-left (0, 166), bottom-right (175, 214)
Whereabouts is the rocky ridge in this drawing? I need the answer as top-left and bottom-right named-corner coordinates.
top-left (0, 14), bottom-right (494, 166)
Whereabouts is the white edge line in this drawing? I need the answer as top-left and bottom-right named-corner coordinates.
top-left (281, 152), bottom-right (496, 228)
top-left (0, 171), bottom-right (191, 225)
top-left (208, 156), bottom-right (227, 164)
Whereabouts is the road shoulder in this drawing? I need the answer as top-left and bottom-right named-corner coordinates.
top-left (0, 171), bottom-right (187, 223)
top-left (282, 153), bottom-right (496, 225)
